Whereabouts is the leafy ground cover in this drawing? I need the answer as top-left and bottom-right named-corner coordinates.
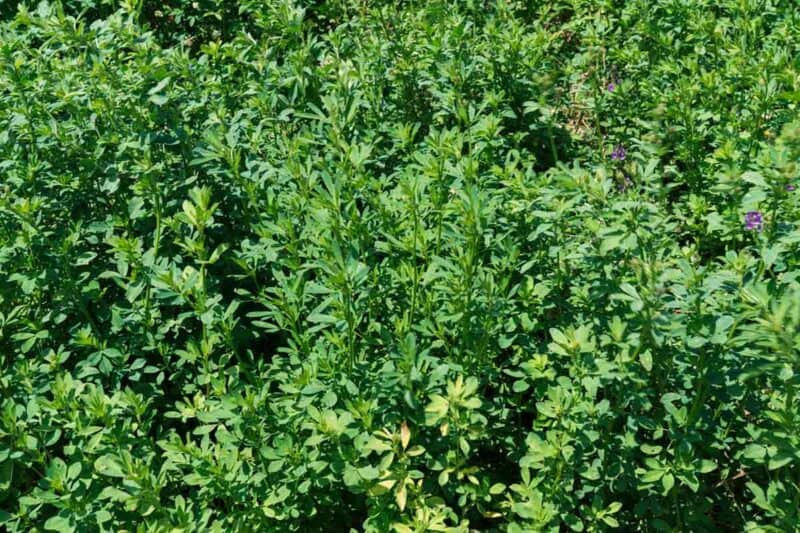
top-left (1, 1), bottom-right (800, 531)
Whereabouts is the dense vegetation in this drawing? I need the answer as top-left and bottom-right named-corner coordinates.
top-left (1, 1), bottom-right (800, 531)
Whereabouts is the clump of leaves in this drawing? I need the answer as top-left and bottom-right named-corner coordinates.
top-left (1, 0), bottom-right (799, 531)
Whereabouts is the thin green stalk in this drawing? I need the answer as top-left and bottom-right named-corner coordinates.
top-left (408, 186), bottom-right (420, 331)
top-left (143, 185), bottom-right (162, 326)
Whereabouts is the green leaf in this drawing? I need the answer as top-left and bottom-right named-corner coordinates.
top-left (747, 482), bottom-right (774, 512)
top-left (661, 472), bottom-right (675, 493)
top-left (357, 465), bottom-right (379, 481)
top-left (74, 252), bottom-right (97, 266)
top-left (741, 171), bottom-right (767, 187)
top-left (94, 455), bottom-right (125, 478)
top-left (549, 328), bottom-right (569, 345)
top-left (639, 351), bottom-right (653, 372)
top-left (640, 444), bottom-right (662, 455)
top-left (489, 483), bottom-right (506, 495)
top-left (564, 513), bottom-right (584, 531)
top-left (640, 469), bottom-right (664, 483)
top-left (44, 515), bottom-right (74, 532)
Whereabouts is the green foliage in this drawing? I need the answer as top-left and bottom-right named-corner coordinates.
top-left (2, 0), bottom-right (800, 531)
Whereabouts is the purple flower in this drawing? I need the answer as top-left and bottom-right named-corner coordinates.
top-left (787, 184), bottom-right (796, 192)
top-left (607, 82), bottom-right (616, 92)
top-left (744, 211), bottom-right (763, 231)
top-left (610, 145), bottom-right (627, 161)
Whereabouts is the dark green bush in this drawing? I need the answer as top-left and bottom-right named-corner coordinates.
top-left (1, 1), bottom-right (799, 531)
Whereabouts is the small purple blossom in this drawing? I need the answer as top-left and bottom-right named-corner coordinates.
top-left (787, 184), bottom-right (796, 192)
top-left (744, 211), bottom-right (763, 231)
top-left (607, 66), bottom-right (621, 92)
top-left (610, 145), bottom-right (627, 161)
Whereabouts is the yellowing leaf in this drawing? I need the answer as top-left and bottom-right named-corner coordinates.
top-left (400, 421), bottom-right (410, 450)
top-left (395, 484), bottom-right (407, 511)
